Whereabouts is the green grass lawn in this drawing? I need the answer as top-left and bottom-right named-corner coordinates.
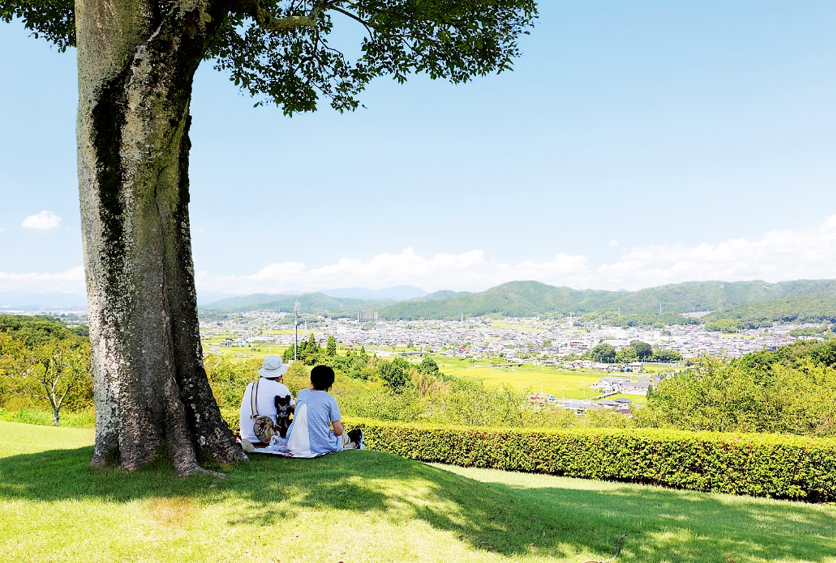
top-left (1, 421), bottom-right (834, 562)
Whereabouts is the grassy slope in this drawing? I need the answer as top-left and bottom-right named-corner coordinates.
top-left (1, 422), bottom-right (835, 562)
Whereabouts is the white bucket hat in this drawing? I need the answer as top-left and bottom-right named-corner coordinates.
top-left (258, 355), bottom-right (288, 378)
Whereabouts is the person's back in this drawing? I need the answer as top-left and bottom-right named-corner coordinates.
top-left (239, 356), bottom-right (295, 446)
top-left (286, 365), bottom-right (362, 457)
top-left (286, 388), bottom-right (342, 457)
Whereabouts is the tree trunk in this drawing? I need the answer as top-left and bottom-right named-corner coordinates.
top-left (53, 408), bottom-right (59, 427)
top-left (75, 0), bottom-right (247, 474)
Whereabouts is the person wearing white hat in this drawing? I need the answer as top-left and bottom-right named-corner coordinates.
top-left (239, 355), bottom-right (295, 450)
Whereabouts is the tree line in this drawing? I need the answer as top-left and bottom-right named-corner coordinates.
top-left (580, 340), bottom-right (683, 364)
top-left (4, 315), bottom-right (836, 439)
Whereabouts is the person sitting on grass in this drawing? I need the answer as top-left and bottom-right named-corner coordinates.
top-left (239, 355), bottom-right (295, 453)
top-left (285, 364), bottom-right (363, 458)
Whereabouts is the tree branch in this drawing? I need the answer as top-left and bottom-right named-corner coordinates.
top-left (329, 5), bottom-right (374, 38)
top-left (57, 373), bottom-right (82, 409)
top-left (234, 0), bottom-right (331, 30)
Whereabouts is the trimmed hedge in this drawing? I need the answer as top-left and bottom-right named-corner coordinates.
top-left (349, 419), bottom-right (836, 502)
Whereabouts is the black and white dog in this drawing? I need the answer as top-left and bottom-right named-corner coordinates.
top-left (274, 395), bottom-right (292, 438)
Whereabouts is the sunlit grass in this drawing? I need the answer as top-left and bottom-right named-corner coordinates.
top-left (0, 407), bottom-right (95, 428)
top-left (1, 421), bottom-right (834, 562)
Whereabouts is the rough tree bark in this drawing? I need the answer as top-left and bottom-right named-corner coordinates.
top-left (76, 0), bottom-right (247, 474)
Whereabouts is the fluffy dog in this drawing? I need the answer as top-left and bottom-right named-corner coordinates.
top-left (274, 394), bottom-right (292, 438)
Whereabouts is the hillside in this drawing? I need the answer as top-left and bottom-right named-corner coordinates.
top-left (379, 279), bottom-right (836, 320)
top-left (0, 314), bottom-right (87, 343)
top-left (201, 292), bottom-right (393, 316)
top-left (704, 295), bottom-right (836, 328)
top-left (199, 279), bottom-right (836, 321)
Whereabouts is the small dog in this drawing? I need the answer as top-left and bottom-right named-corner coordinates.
top-left (274, 394), bottom-right (292, 438)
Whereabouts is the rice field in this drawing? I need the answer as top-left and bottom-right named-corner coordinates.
top-left (432, 358), bottom-right (642, 401)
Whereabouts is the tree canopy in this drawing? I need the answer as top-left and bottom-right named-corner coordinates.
top-left (3, 0), bottom-right (538, 114)
top-left (590, 343), bottom-right (616, 363)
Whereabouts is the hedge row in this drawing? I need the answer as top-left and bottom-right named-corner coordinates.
top-left (349, 419), bottom-right (836, 502)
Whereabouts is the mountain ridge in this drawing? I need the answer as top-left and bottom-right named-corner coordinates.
top-left (199, 278), bottom-right (836, 321)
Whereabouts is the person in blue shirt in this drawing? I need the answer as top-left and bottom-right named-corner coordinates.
top-left (285, 365), bottom-right (363, 457)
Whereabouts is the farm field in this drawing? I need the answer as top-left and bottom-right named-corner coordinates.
top-left (439, 362), bottom-right (600, 399)
top-left (434, 358), bottom-right (651, 403)
top-left (201, 340), bottom-right (290, 360)
top-left (2, 421), bottom-right (835, 562)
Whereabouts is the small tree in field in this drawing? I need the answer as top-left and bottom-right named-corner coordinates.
top-left (416, 356), bottom-right (439, 375)
top-left (325, 335), bottom-right (337, 357)
top-left (5, 339), bottom-right (92, 426)
top-left (1, 0), bottom-right (537, 474)
top-left (379, 357), bottom-right (412, 393)
top-left (303, 333), bottom-right (320, 365)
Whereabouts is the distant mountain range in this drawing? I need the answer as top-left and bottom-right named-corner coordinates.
top-left (200, 279), bottom-right (836, 322)
top-left (11, 279), bottom-right (836, 323)
top-left (317, 286), bottom-right (427, 300)
top-left (0, 285), bottom-right (428, 311)
top-left (0, 292), bottom-right (88, 311)
top-left (201, 292), bottom-right (394, 316)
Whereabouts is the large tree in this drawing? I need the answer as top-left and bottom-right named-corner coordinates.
top-left (1, 0), bottom-right (537, 474)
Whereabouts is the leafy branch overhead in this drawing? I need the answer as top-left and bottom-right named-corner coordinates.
top-left (2, 0), bottom-right (537, 114)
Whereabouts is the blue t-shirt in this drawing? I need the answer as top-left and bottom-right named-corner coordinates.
top-left (286, 389), bottom-right (342, 457)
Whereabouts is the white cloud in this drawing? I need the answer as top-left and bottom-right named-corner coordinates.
top-left (0, 266), bottom-right (85, 294)
top-left (22, 210), bottom-right (61, 230)
top-left (596, 215), bottom-right (836, 290)
top-left (195, 248), bottom-right (593, 294)
top-left (196, 214), bottom-right (836, 294)
top-left (609, 239), bottom-right (619, 247)
top-left (7, 215), bottom-right (836, 298)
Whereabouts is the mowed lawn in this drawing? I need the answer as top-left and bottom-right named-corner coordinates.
top-left (1, 422), bottom-right (835, 562)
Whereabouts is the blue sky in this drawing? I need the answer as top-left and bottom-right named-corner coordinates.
top-left (1, 1), bottom-right (835, 303)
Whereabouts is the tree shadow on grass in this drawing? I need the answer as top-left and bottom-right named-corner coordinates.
top-left (1, 446), bottom-right (835, 561)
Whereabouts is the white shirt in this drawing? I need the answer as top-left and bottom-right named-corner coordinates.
top-left (239, 378), bottom-right (295, 443)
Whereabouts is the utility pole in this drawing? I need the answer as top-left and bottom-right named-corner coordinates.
top-left (294, 301), bottom-right (300, 362)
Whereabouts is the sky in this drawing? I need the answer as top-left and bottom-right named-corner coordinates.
top-left (1, 1), bottom-right (835, 304)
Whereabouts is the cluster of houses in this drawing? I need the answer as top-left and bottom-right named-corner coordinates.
top-left (201, 313), bottom-right (816, 364)
top-left (527, 373), bottom-right (655, 416)
top-left (527, 393), bottom-right (635, 416)
top-left (590, 376), bottom-right (653, 396)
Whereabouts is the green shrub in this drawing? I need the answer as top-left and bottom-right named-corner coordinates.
top-left (349, 419), bottom-right (836, 502)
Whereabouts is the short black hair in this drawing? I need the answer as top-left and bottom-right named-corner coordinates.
top-left (310, 365), bottom-right (335, 391)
